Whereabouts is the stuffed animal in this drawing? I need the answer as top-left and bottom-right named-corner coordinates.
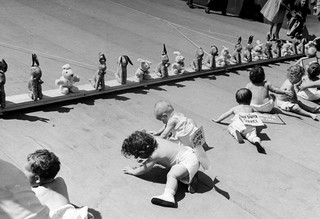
top-left (313, 37), bottom-right (320, 52)
top-left (90, 53), bottom-right (107, 91)
top-left (28, 54), bottom-right (43, 101)
top-left (204, 45), bottom-right (218, 69)
top-left (156, 44), bottom-right (170, 78)
top-left (243, 35), bottom-right (254, 62)
top-left (191, 47), bottom-right (204, 71)
top-left (135, 58), bottom-right (152, 82)
top-left (216, 46), bottom-right (231, 67)
top-left (0, 59), bottom-right (7, 109)
top-left (281, 41), bottom-right (294, 56)
top-left (172, 51), bottom-right (186, 74)
top-left (55, 64), bottom-right (80, 94)
top-left (252, 40), bottom-right (264, 61)
top-left (297, 38), bottom-right (307, 54)
top-left (264, 33), bottom-right (273, 59)
top-left (115, 55), bottom-right (133, 84)
top-left (231, 36), bottom-right (242, 64)
top-left (273, 39), bottom-right (283, 58)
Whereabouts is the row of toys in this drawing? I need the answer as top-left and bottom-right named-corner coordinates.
top-left (0, 35), bottom-right (317, 109)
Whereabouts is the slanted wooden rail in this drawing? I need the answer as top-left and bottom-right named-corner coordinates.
top-left (0, 54), bottom-right (303, 114)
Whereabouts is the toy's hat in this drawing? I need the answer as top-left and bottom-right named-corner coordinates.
top-left (237, 36), bottom-right (242, 44)
top-left (248, 35), bottom-right (254, 44)
top-left (162, 44), bottom-right (167, 55)
top-left (197, 47), bottom-right (204, 56)
top-left (31, 54), bottom-right (39, 67)
top-left (99, 53), bottom-right (106, 62)
top-left (0, 59), bottom-right (7, 73)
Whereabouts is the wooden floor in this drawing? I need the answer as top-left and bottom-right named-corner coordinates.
top-left (0, 0), bottom-right (319, 218)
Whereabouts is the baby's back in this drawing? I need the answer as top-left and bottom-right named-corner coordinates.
top-left (233, 105), bottom-right (254, 114)
top-left (247, 82), bottom-right (271, 105)
top-left (154, 138), bottom-right (188, 168)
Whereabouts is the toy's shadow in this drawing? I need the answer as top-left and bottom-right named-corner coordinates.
top-left (1, 112), bottom-right (50, 123)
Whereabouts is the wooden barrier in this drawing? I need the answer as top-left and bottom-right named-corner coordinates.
top-left (0, 54), bottom-right (303, 114)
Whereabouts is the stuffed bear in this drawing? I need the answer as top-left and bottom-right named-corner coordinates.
top-left (281, 41), bottom-right (294, 57)
top-left (135, 58), bottom-right (152, 82)
top-left (156, 44), bottom-right (170, 78)
top-left (90, 53), bottom-right (107, 91)
top-left (0, 59), bottom-right (8, 109)
top-left (204, 45), bottom-right (218, 69)
top-left (191, 47), bottom-right (204, 71)
top-left (172, 51), bottom-right (186, 74)
top-left (55, 64), bottom-right (80, 94)
top-left (216, 46), bottom-right (231, 67)
top-left (28, 54), bottom-right (43, 101)
top-left (115, 55), bottom-right (133, 85)
top-left (252, 40), bottom-right (264, 61)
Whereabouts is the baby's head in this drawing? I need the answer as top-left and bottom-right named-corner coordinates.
top-left (236, 88), bottom-right (252, 105)
top-left (287, 64), bottom-right (304, 84)
top-left (121, 131), bottom-right (158, 159)
top-left (154, 100), bottom-right (174, 124)
top-left (25, 149), bottom-right (60, 187)
top-left (249, 65), bottom-right (265, 84)
top-left (307, 62), bottom-right (320, 81)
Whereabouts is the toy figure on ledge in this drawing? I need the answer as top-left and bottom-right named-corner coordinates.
top-left (231, 37), bottom-right (242, 64)
top-left (273, 39), bottom-right (283, 58)
top-left (115, 55), bottom-right (133, 84)
top-left (297, 38), bottom-right (307, 54)
top-left (0, 59), bottom-right (7, 109)
top-left (28, 54), bottom-right (43, 101)
top-left (281, 41), bottom-right (294, 56)
top-left (156, 44), bottom-right (170, 78)
top-left (264, 33), bottom-right (273, 59)
top-left (204, 45), bottom-right (218, 69)
top-left (252, 40), bottom-right (264, 61)
top-left (172, 51), bottom-right (186, 74)
top-left (55, 64), bottom-right (80, 94)
top-left (135, 58), bottom-right (152, 83)
top-left (243, 35), bottom-right (254, 62)
top-left (216, 46), bottom-right (231, 67)
top-left (90, 52), bottom-right (107, 91)
top-left (191, 47), bottom-right (204, 71)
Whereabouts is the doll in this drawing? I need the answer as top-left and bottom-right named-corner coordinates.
top-left (243, 35), bottom-right (254, 63)
top-left (231, 37), bottom-right (242, 64)
top-left (273, 39), bottom-right (283, 58)
top-left (0, 59), bottom-right (7, 109)
top-left (191, 47), bottom-right (204, 71)
top-left (264, 33), bottom-right (273, 59)
top-left (115, 55), bottom-right (133, 85)
top-left (216, 46), bottom-right (231, 67)
top-left (28, 54), bottom-right (43, 101)
top-left (204, 45), bottom-right (218, 69)
top-left (90, 53), bottom-right (107, 91)
top-left (156, 44), bottom-right (170, 78)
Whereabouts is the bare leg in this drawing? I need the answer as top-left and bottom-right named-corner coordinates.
top-left (275, 22), bottom-right (283, 39)
top-left (151, 164), bottom-right (189, 207)
top-left (291, 104), bottom-right (318, 120)
top-left (269, 23), bottom-right (275, 38)
top-left (298, 101), bottom-right (320, 113)
top-left (228, 126), bottom-right (244, 143)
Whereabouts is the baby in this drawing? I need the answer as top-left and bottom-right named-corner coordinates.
top-left (246, 65), bottom-right (293, 113)
top-left (150, 100), bottom-right (198, 147)
top-left (298, 62), bottom-right (320, 101)
top-left (277, 64), bottom-right (319, 120)
top-left (212, 88), bottom-right (265, 154)
top-left (24, 149), bottom-right (93, 219)
top-left (122, 131), bottom-right (200, 207)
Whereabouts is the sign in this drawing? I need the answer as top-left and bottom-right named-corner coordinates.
top-left (191, 126), bottom-right (210, 170)
top-left (238, 113), bottom-right (264, 126)
top-left (257, 113), bottom-right (285, 125)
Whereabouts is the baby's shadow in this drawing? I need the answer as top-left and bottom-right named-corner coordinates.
top-left (203, 143), bottom-right (214, 152)
top-left (138, 165), bottom-right (168, 184)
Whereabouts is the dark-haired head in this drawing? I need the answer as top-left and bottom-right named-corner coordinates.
top-left (27, 149), bottom-right (60, 181)
top-left (236, 88), bottom-right (252, 105)
top-left (307, 62), bottom-right (320, 81)
top-left (249, 65), bottom-right (265, 84)
top-left (121, 131), bottom-right (158, 159)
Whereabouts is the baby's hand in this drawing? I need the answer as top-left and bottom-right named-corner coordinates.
top-left (123, 167), bottom-right (135, 175)
top-left (285, 90), bottom-right (294, 98)
top-left (148, 130), bottom-right (159, 136)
